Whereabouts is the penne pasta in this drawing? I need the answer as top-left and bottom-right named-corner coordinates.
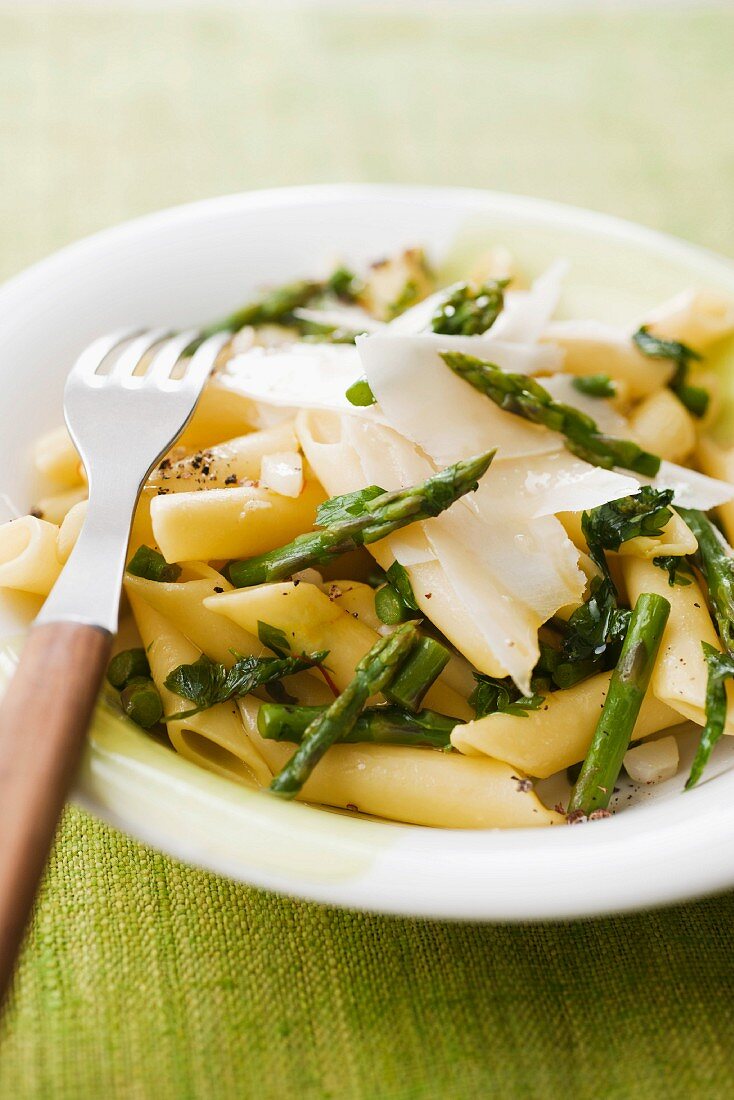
top-left (128, 593), bottom-right (272, 787)
top-left (643, 288), bottom-right (734, 350)
top-left (696, 436), bottom-right (734, 545)
top-left (33, 425), bottom-right (84, 489)
top-left (34, 485), bottom-right (88, 526)
top-left (150, 478), bottom-right (326, 563)
top-left (149, 421), bottom-right (299, 491)
top-left (238, 699), bottom-right (561, 827)
top-left (451, 673), bottom-right (681, 778)
top-left (0, 515), bottom-right (63, 596)
top-left (621, 556), bottom-right (734, 733)
top-left (542, 320), bottom-right (674, 398)
top-left (628, 389), bottom-right (696, 464)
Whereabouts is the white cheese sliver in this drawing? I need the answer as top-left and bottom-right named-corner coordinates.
top-left (474, 453), bottom-right (639, 519)
top-left (358, 333), bottom-right (562, 464)
top-left (224, 344), bottom-right (380, 417)
top-left (490, 260), bottom-right (568, 343)
top-left (259, 451), bottom-right (303, 498)
top-left (644, 461), bottom-right (734, 511)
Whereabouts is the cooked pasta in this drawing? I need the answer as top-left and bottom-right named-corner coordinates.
top-left (7, 242), bottom-right (734, 827)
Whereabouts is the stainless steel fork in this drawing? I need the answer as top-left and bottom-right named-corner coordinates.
top-left (0, 327), bottom-right (227, 1000)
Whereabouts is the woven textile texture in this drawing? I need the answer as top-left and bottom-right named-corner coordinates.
top-left (1, 4), bottom-right (734, 1098)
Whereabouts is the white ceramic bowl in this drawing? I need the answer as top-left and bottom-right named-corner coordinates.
top-left (3, 184), bottom-right (734, 920)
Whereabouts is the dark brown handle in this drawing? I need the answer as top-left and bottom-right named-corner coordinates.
top-left (0, 622), bottom-right (112, 1004)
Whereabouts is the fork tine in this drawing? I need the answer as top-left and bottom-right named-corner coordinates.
top-left (68, 328), bottom-right (142, 381)
top-left (178, 332), bottom-right (230, 389)
top-left (109, 328), bottom-right (171, 379)
top-left (144, 329), bottom-right (202, 385)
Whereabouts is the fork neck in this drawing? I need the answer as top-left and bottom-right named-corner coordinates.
top-left (35, 476), bottom-right (144, 634)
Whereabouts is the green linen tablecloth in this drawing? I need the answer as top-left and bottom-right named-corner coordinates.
top-left (2, 4), bottom-right (734, 1096)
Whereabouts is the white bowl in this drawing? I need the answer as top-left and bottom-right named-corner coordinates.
top-left (3, 184), bottom-right (734, 920)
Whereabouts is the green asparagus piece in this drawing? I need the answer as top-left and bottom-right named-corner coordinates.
top-left (568, 592), bottom-right (670, 816)
top-left (678, 507), bottom-right (734, 655)
top-left (571, 374), bottom-right (616, 398)
top-left (269, 622), bottom-right (418, 798)
top-left (345, 377), bottom-right (376, 407)
top-left (441, 351), bottom-right (661, 476)
top-left (229, 451), bottom-right (495, 587)
top-left (633, 326), bottom-right (708, 418)
top-left (106, 647), bottom-right (150, 690)
top-left (127, 545), bottom-right (181, 583)
top-left (199, 279), bottom-right (323, 339)
top-left (375, 561), bottom-right (420, 625)
top-left (120, 676), bottom-right (163, 730)
top-left (383, 636), bottom-right (450, 711)
top-left (687, 644), bottom-right (734, 788)
top-left (431, 279), bottom-right (507, 336)
top-left (258, 703), bottom-right (456, 749)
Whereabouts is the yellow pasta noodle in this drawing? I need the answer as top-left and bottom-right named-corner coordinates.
top-left (150, 478), bottom-right (325, 563)
top-left (696, 436), bottom-right (734, 545)
top-left (0, 515), bottom-right (63, 596)
top-left (622, 555), bottom-right (734, 732)
top-left (644, 288), bottom-right (734, 349)
top-left (35, 485), bottom-right (88, 526)
top-left (542, 322), bottom-right (673, 398)
top-left (149, 421), bottom-right (299, 492)
top-left (206, 581), bottom-right (473, 720)
top-left (238, 699), bottom-right (561, 828)
top-left (128, 593), bottom-right (272, 787)
top-left (33, 425), bottom-right (83, 489)
top-left (176, 380), bottom-right (259, 449)
top-left (451, 672), bottom-right (681, 778)
top-left (628, 389), bottom-right (696, 464)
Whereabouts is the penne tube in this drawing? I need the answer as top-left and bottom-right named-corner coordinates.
top-left (34, 485), bottom-right (88, 526)
top-left (149, 421), bottom-right (299, 491)
top-left (150, 478), bottom-right (326, 563)
top-left (238, 699), bottom-right (561, 828)
top-left (327, 579), bottom-right (384, 632)
top-left (0, 515), bottom-right (63, 596)
top-left (176, 379), bottom-right (259, 449)
top-left (128, 594), bottom-right (272, 787)
top-left (33, 425), bottom-right (84, 489)
top-left (628, 389), bottom-right (696, 464)
top-left (206, 581), bottom-right (473, 720)
top-left (542, 320), bottom-right (674, 398)
top-left (622, 556), bottom-right (734, 732)
top-left (696, 436), bottom-right (734, 545)
top-left (643, 288), bottom-right (734, 350)
top-left (451, 672), bottom-right (681, 779)
top-left (617, 510), bottom-right (697, 560)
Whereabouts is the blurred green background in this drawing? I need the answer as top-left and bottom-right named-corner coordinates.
top-left (2, 4), bottom-right (734, 1098)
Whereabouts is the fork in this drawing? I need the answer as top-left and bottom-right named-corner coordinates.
top-left (0, 327), bottom-right (227, 1001)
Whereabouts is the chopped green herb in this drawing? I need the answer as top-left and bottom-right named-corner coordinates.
top-left (431, 279), bottom-right (508, 336)
top-left (633, 326), bottom-right (709, 418)
top-left (469, 674), bottom-right (544, 719)
top-left (127, 545), bottom-right (182, 583)
top-left (257, 621), bottom-right (292, 657)
top-left (200, 279), bottom-right (323, 339)
top-left (571, 374), bottom-right (616, 398)
top-left (442, 351), bottom-right (661, 476)
top-left (687, 644), bottom-right (734, 788)
top-left (164, 650), bottom-right (327, 720)
top-left (326, 266), bottom-right (362, 301)
top-left (653, 555), bottom-right (694, 587)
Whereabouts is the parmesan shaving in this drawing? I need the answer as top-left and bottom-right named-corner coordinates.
top-left (490, 260), bottom-right (567, 343)
top-left (259, 451), bottom-right (304, 498)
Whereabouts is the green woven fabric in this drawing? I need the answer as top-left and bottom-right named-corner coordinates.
top-left (2, 4), bottom-right (734, 1097)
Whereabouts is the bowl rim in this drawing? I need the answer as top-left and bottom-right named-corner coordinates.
top-left (4, 182), bottom-right (734, 921)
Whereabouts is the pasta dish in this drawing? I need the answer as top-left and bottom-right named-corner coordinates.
top-left (2, 243), bottom-right (734, 829)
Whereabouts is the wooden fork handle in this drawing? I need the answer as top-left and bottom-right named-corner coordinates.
top-left (0, 622), bottom-right (112, 1003)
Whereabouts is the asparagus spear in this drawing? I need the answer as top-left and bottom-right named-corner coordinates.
top-left (383, 636), bottom-right (450, 711)
top-left (229, 450), bottom-right (495, 587)
top-left (259, 703), bottom-right (455, 749)
top-left (199, 279), bottom-right (323, 339)
top-left (687, 644), bottom-right (734, 789)
top-left (431, 279), bottom-right (508, 336)
top-left (568, 592), bottom-right (670, 816)
top-left (677, 507), bottom-right (734, 655)
top-left (107, 647), bottom-right (151, 690)
top-left (120, 676), bottom-right (164, 729)
top-left (127, 545), bottom-right (181, 583)
top-left (269, 622), bottom-right (418, 798)
top-left (374, 561), bottom-right (420, 625)
top-left (441, 351), bottom-right (661, 476)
